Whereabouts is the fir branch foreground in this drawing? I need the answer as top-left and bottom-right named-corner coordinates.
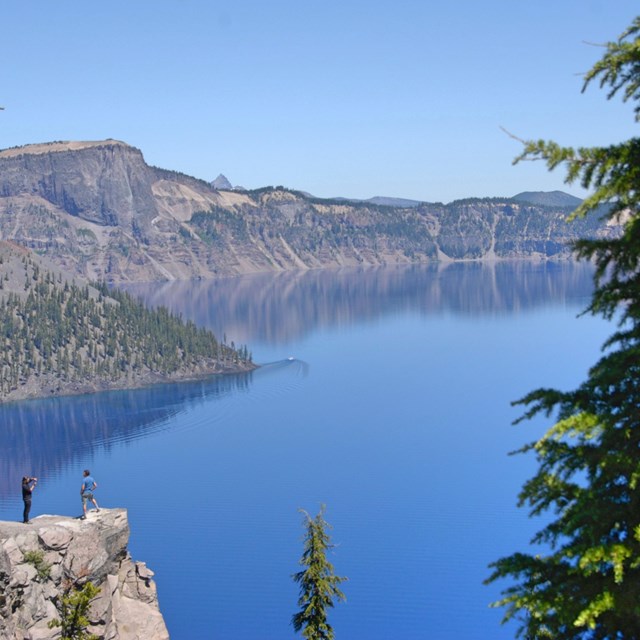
top-left (486, 16), bottom-right (640, 640)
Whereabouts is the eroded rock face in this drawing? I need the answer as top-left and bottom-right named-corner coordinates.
top-left (0, 139), bottom-right (621, 284)
top-left (0, 141), bottom-right (156, 229)
top-left (0, 509), bottom-right (169, 640)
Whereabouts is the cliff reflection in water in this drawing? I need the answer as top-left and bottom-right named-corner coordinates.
top-left (124, 261), bottom-right (595, 346)
top-left (0, 373), bottom-right (252, 500)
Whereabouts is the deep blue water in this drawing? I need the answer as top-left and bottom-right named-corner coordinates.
top-left (0, 261), bottom-right (612, 639)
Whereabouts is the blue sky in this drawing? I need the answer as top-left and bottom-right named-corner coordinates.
top-left (1, 1), bottom-right (638, 203)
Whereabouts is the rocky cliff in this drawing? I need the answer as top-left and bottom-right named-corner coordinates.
top-left (0, 140), bottom-right (620, 283)
top-left (0, 508), bottom-right (169, 640)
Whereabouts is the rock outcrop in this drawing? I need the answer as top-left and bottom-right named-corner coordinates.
top-left (0, 509), bottom-right (169, 640)
top-left (0, 139), bottom-right (622, 283)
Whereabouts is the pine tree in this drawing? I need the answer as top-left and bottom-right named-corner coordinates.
top-left (487, 17), bottom-right (640, 639)
top-left (292, 506), bottom-right (347, 640)
top-left (48, 581), bottom-right (100, 640)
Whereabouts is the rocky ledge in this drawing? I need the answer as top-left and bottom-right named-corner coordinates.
top-left (0, 508), bottom-right (169, 640)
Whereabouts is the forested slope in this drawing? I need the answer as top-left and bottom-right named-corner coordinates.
top-left (0, 242), bottom-right (253, 402)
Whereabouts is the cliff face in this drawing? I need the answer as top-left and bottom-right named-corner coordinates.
top-left (0, 141), bottom-right (155, 228)
top-left (0, 140), bottom-right (620, 283)
top-left (0, 508), bottom-right (169, 640)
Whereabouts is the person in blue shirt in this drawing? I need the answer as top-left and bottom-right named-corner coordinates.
top-left (80, 469), bottom-right (100, 519)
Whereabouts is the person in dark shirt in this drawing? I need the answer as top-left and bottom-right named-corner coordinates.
top-left (21, 476), bottom-right (37, 524)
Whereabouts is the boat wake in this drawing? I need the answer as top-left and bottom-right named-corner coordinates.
top-left (255, 357), bottom-right (310, 378)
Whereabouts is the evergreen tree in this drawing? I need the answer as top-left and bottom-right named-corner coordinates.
top-left (48, 581), bottom-right (100, 640)
top-left (292, 506), bottom-right (347, 640)
top-left (487, 17), bottom-right (640, 639)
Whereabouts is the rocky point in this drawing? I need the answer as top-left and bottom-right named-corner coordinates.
top-left (0, 508), bottom-right (169, 640)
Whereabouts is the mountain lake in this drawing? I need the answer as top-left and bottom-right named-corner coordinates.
top-left (0, 261), bottom-right (613, 639)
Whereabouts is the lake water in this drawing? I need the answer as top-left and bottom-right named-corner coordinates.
top-left (0, 261), bottom-right (612, 639)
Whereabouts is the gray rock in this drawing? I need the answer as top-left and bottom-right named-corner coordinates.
top-left (2, 536), bottom-right (24, 566)
top-left (39, 526), bottom-right (73, 551)
top-left (0, 509), bottom-right (169, 640)
top-left (10, 562), bottom-right (36, 587)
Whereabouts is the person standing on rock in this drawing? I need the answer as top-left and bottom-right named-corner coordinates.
top-left (21, 476), bottom-right (37, 523)
top-left (80, 469), bottom-right (100, 519)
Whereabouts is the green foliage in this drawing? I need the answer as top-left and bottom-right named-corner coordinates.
top-left (487, 17), bottom-right (640, 639)
top-left (292, 506), bottom-right (347, 640)
top-left (48, 581), bottom-right (100, 640)
top-left (23, 549), bottom-right (51, 580)
top-left (0, 258), bottom-right (252, 397)
top-left (76, 228), bottom-right (97, 241)
top-left (191, 206), bottom-right (249, 243)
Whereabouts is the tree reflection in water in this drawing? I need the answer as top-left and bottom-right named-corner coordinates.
top-left (0, 372), bottom-right (253, 499)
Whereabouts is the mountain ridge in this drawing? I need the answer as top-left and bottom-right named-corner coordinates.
top-left (0, 138), bottom-right (134, 158)
top-left (0, 139), bottom-right (614, 284)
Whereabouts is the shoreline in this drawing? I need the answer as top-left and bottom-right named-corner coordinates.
top-left (0, 360), bottom-right (257, 405)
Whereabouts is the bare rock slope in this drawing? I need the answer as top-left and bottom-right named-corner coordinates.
top-left (0, 140), bottom-right (619, 283)
top-left (0, 508), bottom-right (169, 640)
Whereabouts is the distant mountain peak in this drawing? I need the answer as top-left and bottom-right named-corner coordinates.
top-left (366, 196), bottom-right (424, 208)
top-left (211, 174), bottom-right (233, 190)
top-left (512, 190), bottom-right (582, 208)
